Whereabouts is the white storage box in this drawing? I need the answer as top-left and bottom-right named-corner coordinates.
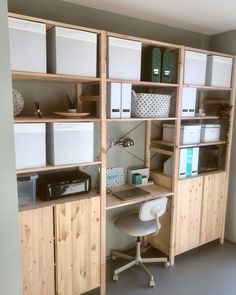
top-left (181, 87), bottom-right (197, 117)
top-left (200, 124), bottom-right (220, 143)
top-left (163, 124), bottom-right (201, 144)
top-left (108, 37), bottom-right (141, 80)
top-left (127, 167), bottom-right (149, 185)
top-left (47, 27), bottom-right (97, 76)
top-left (107, 83), bottom-right (121, 118)
top-left (8, 17), bottom-right (46, 73)
top-left (47, 123), bottom-right (94, 165)
top-left (184, 51), bottom-right (207, 85)
top-left (14, 124), bottom-right (46, 170)
top-left (17, 174), bottom-right (38, 206)
top-left (206, 55), bottom-right (233, 87)
top-left (132, 92), bottom-right (171, 118)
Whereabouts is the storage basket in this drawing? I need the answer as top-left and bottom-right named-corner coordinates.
top-left (131, 91), bottom-right (171, 118)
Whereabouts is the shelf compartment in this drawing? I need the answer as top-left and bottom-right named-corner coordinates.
top-left (107, 117), bottom-right (177, 122)
top-left (150, 147), bottom-right (174, 156)
top-left (183, 84), bottom-right (232, 91)
top-left (179, 140), bottom-right (226, 148)
top-left (14, 116), bottom-right (101, 123)
top-left (12, 70), bottom-right (101, 83)
top-left (150, 170), bottom-right (172, 190)
top-left (151, 139), bottom-right (175, 147)
top-left (107, 79), bottom-right (179, 87)
top-left (106, 184), bottom-right (174, 210)
top-left (16, 161), bottom-right (101, 175)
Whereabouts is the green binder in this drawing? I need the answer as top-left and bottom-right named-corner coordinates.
top-left (161, 49), bottom-right (172, 83)
top-left (142, 48), bottom-right (161, 82)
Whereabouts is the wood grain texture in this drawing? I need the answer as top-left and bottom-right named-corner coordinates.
top-left (201, 173), bottom-right (226, 244)
top-left (55, 197), bottom-right (101, 295)
top-left (19, 206), bottom-right (55, 295)
top-left (175, 177), bottom-right (203, 255)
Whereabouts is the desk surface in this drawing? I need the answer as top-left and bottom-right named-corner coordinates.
top-left (106, 184), bottom-right (174, 210)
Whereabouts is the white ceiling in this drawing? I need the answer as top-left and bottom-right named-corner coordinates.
top-left (62, 0), bottom-right (236, 35)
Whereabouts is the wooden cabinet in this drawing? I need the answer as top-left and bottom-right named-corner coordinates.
top-left (55, 197), bottom-right (101, 295)
top-left (19, 206), bottom-right (55, 295)
top-left (19, 196), bottom-right (101, 295)
top-left (200, 172), bottom-right (226, 244)
top-left (175, 177), bottom-right (203, 255)
top-left (175, 172), bottom-right (226, 255)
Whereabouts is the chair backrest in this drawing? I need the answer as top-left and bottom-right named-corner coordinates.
top-left (139, 197), bottom-right (168, 221)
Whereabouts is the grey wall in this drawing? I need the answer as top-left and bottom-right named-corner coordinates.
top-left (211, 31), bottom-right (236, 243)
top-left (0, 0), bottom-right (22, 293)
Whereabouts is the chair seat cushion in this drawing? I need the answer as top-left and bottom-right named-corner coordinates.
top-left (114, 213), bottom-right (156, 237)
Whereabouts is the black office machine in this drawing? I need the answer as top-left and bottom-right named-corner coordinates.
top-left (37, 170), bottom-right (91, 201)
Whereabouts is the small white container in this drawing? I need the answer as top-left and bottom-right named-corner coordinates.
top-left (47, 123), bottom-right (94, 165)
top-left (47, 26), bottom-right (97, 76)
top-left (200, 124), bottom-right (220, 143)
top-left (14, 123), bottom-right (46, 170)
top-left (163, 124), bottom-right (201, 145)
top-left (206, 55), bottom-right (233, 87)
top-left (181, 87), bottom-right (197, 117)
top-left (184, 50), bottom-right (207, 85)
top-left (108, 37), bottom-right (141, 80)
top-left (8, 17), bottom-right (46, 73)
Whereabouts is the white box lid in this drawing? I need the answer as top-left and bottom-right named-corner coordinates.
top-left (185, 50), bottom-right (207, 61)
top-left (50, 122), bottom-right (94, 131)
top-left (8, 17), bottom-right (46, 34)
top-left (163, 124), bottom-right (175, 129)
top-left (209, 55), bottom-right (233, 65)
top-left (108, 36), bottom-right (141, 50)
top-left (201, 124), bottom-right (220, 128)
top-left (181, 124), bottom-right (201, 130)
top-left (54, 26), bottom-right (97, 43)
top-left (14, 123), bottom-right (45, 133)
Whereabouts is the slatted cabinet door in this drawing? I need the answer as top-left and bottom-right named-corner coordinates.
top-left (201, 172), bottom-right (226, 244)
top-left (175, 177), bottom-right (203, 255)
top-left (55, 196), bottom-right (101, 295)
top-left (19, 206), bottom-right (55, 295)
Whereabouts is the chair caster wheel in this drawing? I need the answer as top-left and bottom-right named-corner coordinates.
top-left (113, 274), bottom-right (118, 282)
top-left (112, 255), bottom-right (117, 261)
top-left (149, 280), bottom-right (155, 287)
top-left (164, 261), bottom-right (170, 268)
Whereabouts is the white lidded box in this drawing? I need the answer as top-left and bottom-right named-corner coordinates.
top-left (108, 37), bottom-right (142, 80)
top-left (184, 50), bottom-right (207, 85)
top-left (200, 124), bottom-right (220, 143)
top-left (47, 123), bottom-right (94, 165)
top-left (14, 123), bottom-right (46, 170)
top-left (206, 55), bottom-right (233, 87)
top-left (47, 26), bottom-right (97, 76)
top-left (163, 124), bottom-right (201, 145)
top-left (8, 17), bottom-right (46, 73)
top-left (181, 87), bottom-right (197, 117)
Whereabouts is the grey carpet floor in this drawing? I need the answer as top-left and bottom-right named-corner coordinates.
top-left (89, 240), bottom-right (236, 295)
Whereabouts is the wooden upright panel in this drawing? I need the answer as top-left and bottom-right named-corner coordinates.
top-left (201, 172), bottom-right (226, 244)
top-left (19, 206), bottom-right (55, 295)
top-left (55, 197), bottom-right (101, 295)
top-left (175, 177), bottom-right (203, 255)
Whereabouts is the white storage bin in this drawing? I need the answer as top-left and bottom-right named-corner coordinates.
top-left (181, 87), bottom-right (197, 117)
top-left (108, 37), bottom-right (141, 80)
top-left (14, 124), bottom-right (46, 170)
top-left (163, 124), bottom-right (201, 145)
top-left (47, 123), bottom-right (94, 165)
top-left (184, 50), bottom-right (207, 85)
top-left (47, 27), bottom-right (97, 76)
top-left (200, 124), bottom-right (220, 143)
top-left (8, 17), bottom-right (46, 73)
top-left (17, 174), bottom-right (38, 206)
top-left (206, 55), bottom-right (233, 87)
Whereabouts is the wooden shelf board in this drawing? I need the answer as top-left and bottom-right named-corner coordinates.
top-left (12, 70), bottom-right (101, 83)
top-left (151, 139), bottom-right (175, 147)
top-left (19, 190), bottom-right (100, 212)
top-left (106, 184), bottom-right (174, 210)
top-left (16, 161), bottom-right (101, 174)
top-left (107, 79), bottom-right (178, 87)
top-left (107, 117), bottom-right (177, 122)
top-left (14, 116), bottom-right (101, 123)
top-left (179, 140), bottom-right (226, 148)
top-left (181, 116), bottom-right (219, 120)
top-left (178, 169), bottom-right (226, 181)
top-left (183, 84), bottom-right (232, 91)
top-left (150, 147), bottom-right (174, 156)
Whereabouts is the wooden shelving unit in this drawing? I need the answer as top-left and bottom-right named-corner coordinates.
top-left (107, 117), bottom-right (177, 122)
top-left (14, 116), bottom-right (101, 123)
top-left (107, 78), bottom-right (179, 87)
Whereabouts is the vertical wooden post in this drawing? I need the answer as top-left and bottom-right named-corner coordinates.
top-left (76, 83), bottom-right (83, 112)
top-left (169, 47), bottom-right (184, 265)
top-left (145, 120), bottom-right (152, 169)
top-left (99, 30), bottom-right (107, 295)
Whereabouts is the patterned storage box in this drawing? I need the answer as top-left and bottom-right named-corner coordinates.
top-left (106, 167), bottom-right (125, 192)
top-left (131, 91), bottom-right (171, 118)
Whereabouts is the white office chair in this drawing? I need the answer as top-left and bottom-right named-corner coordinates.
top-left (112, 197), bottom-right (169, 287)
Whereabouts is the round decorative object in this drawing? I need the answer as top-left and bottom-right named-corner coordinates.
top-left (12, 88), bottom-right (24, 117)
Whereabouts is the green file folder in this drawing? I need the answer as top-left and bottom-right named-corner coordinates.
top-left (142, 48), bottom-right (161, 82)
top-left (161, 49), bottom-right (172, 83)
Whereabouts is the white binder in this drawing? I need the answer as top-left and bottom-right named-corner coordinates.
top-left (121, 83), bottom-right (131, 118)
top-left (107, 83), bottom-right (121, 118)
